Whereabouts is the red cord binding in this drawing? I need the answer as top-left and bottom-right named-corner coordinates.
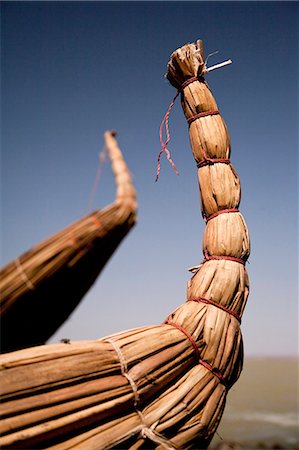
top-left (205, 208), bottom-right (239, 222)
top-left (180, 76), bottom-right (198, 90)
top-left (189, 296), bottom-right (241, 323)
top-left (204, 252), bottom-right (246, 265)
top-left (198, 359), bottom-right (227, 385)
top-left (197, 158), bottom-right (230, 168)
top-left (90, 215), bottom-right (102, 229)
top-left (187, 110), bottom-right (220, 125)
top-left (164, 321), bottom-right (200, 361)
top-left (164, 320), bottom-right (227, 386)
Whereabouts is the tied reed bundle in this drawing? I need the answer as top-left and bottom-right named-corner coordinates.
top-left (0, 317), bottom-right (242, 449)
top-left (0, 39), bottom-right (250, 449)
top-left (0, 131), bottom-right (137, 353)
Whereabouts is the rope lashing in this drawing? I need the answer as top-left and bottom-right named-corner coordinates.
top-left (205, 208), bottom-right (240, 222)
top-left (187, 110), bottom-right (220, 125)
top-left (204, 252), bottom-right (247, 266)
top-left (164, 321), bottom-right (227, 386)
top-left (106, 338), bottom-right (179, 450)
top-left (164, 321), bottom-right (201, 362)
top-left (189, 296), bottom-right (242, 323)
top-left (197, 157), bottom-right (231, 169)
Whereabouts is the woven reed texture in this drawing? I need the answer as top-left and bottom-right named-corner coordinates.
top-left (0, 131), bottom-right (137, 353)
top-left (0, 40), bottom-right (250, 449)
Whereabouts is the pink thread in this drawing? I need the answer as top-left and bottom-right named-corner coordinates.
top-left (156, 76), bottom-right (232, 178)
top-left (156, 76), bottom-right (199, 181)
top-left (156, 92), bottom-right (180, 181)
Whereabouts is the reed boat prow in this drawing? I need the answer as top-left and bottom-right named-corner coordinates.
top-left (0, 131), bottom-right (137, 353)
top-left (0, 40), bottom-right (250, 449)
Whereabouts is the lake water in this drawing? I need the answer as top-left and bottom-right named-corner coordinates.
top-left (210, 357), bottom-right (299, 449)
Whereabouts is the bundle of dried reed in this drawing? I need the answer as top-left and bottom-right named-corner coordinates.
top-left (0, 39), bottom-right (250, 449)
top-left (0, 131), bottom-right (137, 353)
top-left (0, 313), bottom-right (242, 449)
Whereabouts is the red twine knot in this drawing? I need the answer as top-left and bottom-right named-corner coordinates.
top-left (156, 91), bottom-right (180, 182)
top-left (204, 251), bottom-right (246, 266)
top-left (156, 76), bottom-right (199, 181)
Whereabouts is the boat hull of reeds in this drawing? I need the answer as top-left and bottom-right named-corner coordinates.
top-left (0, 40), bottom-right (250, 449)
top-left (0, 315), bottom-right (242, 449)
top-left (0, 131), bottom-right (137, 353)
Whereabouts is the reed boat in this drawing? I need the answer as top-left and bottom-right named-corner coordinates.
top-left (0, 40), bottom-right (250, 449)
top-left (0, 131), bottom-right (137, 353)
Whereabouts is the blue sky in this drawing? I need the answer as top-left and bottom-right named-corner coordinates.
top-left (1, 1), bottom-right (298, 356)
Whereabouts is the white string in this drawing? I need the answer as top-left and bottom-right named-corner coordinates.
top-left (205, 50), bottom-right (219, 66)
top-left (87, 145), bottom-right (107, 212)
top-left (106, 338), bottom-right (178, 450)
top-left (15, 258), bottom-right (35, 291)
